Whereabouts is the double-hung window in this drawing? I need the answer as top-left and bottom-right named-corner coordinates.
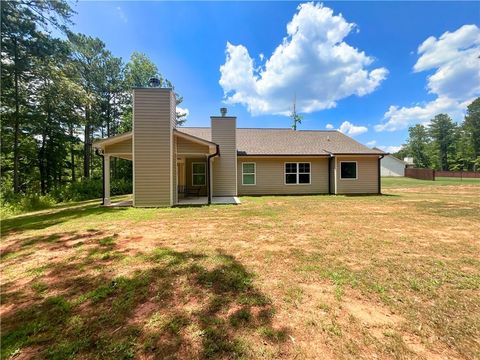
top-left (285, 162), bottom-right (310, 185)
top-left (242, 163), bottom-right (256, 185)
top-left (340, 161), bottom-right (357, 180)
top-left (192, 162), bottom-right (206, 186)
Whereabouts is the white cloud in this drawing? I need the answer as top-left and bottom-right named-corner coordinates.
top-left (338, 121), bottom-right (368, 136)
top-left (325, 123), bottom-right (334, 129)
top-left (378, 145), bottom-right (402, 153)
top-left (376, 24), bottom-right (480, 132)
top-left (176, 106), bottom-right (189, 118)
top-left (219, 2), bottom-right (388, 116)
top-left (366, 140), bottom-right (377, 147)
top-left (116, 6), bottom-right (128, 23)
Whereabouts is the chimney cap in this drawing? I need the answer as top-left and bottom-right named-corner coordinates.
top-left (148, 77), bottom-right (161, 87)
top-left (220, 107), bottom-right (227, 117)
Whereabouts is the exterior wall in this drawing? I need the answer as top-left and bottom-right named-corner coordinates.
top-left (172, 134), bottom-right (177, 204)
top-left (329, 157), bottom-right (335, 194)
top-left (177, 136), bottom-right (210, 154)
top-left (237, 157), bottom-right (329, 195)
top-left (104, 137), bottom-right (132, 154)
top-left (133, 88), bottom-right (175, 207)
top-left (381, 156), bottom-right (405, 177)
top-left (185, 158), bottom-right (207, 196)
top-left (211, 117), bottom-right (237, 196)
top-left (335, 156), bottom-right (379, 194)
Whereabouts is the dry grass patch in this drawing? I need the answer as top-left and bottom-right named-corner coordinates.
top-left (1, 178), bottom-right (479, 359)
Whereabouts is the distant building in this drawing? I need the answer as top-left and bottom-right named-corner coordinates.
top-left (373, 148), bottom-right (407, 176)
top-left (403, 157), bottom-right (415, 167)
top-left (381, 155), bottom-right (407, 176)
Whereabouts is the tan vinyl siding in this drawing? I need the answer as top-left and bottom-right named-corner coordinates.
top-left (172, 135), bottom-right (177, 204)
top-left (177, 136), bottom-right (210, 154)
top-left (237, 157), bottom-right (329, 195)
top-left (185, 158), bottom-right (207, 196)
top-left (335, 156), bottom-right (378, 194)
top-left (133, 88), bottom-right (174, 207)
top-left (212, 117), bottom-right (237, 196)
top-left (171, 92), bottom-right (176, 205)
top-left (104, 137), bottom-right (132, 154)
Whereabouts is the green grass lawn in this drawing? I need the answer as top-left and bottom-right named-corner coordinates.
top-left (1, 177), bottom-right (479, 359)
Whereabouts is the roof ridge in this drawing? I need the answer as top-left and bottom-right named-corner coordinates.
top-left (181, 126), bottom-right (340, 132)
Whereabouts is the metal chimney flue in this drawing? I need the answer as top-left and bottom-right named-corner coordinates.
top-left (220, 107), bottom-right (227, 117)
top-left (148, 77), bottom-right (160, 87)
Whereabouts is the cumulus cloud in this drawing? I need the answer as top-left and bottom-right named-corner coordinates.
top-left (325, 123), bottom-right (334, 129)
top-left (376, 24), bottom-right (480, 132)
top-left (378, 145), bottom-right (402, 153)
top-left (219, 2), bottom-right (388, 116)
top-left (366, 140), bottom-right (377, 147)
top-left (338, 121), bottom-right (368, 136)
top-left (176, 106), bottom-right (189, 118)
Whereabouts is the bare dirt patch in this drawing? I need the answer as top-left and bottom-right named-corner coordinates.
top-left (1, 181), bottom-right (479, 359)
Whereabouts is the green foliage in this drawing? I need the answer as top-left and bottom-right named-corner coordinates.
top-left (405, 124), bottom-right (432, 168)
top-left (1, 1), bottom-right (185, 207)
top-left (50, 178), bottom-right (132, 203)
top-left (396, 98), bottom-right (480, 171)
top-left (464, 98), bottom-right (480, 159)
top-left (429, 114), bottom-right (457, 171)
top-left (1, 178), bottom-right (132, 216)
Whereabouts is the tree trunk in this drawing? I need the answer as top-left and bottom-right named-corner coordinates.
top-left (13, 36), bottom-right (20, 193)
top-left (70, 125), bottom-right (76, 182)
top-left (107, 94), bottom-right (111, 137)
top-left (39, 130), bottom-right (47, 195)
top-left (83, 105), bottom-right (91, 178)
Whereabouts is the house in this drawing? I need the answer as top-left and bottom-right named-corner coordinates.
top-left (375, 150), bottom-right (407, 177)
top-left (93, 88), bottom-right (386, 207)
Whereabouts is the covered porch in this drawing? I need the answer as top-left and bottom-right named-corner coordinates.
top-left (175, 129), bottom-right (219, 205)
top-left (93, 129), bottom-right (239, 207)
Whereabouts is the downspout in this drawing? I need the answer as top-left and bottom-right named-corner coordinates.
top-left (206, 145), bottom-right (220, 205)
top-left (323, 150), bottom-right (334, 195)
top-left (95, 148), bottom-right (105, 205)
top-left (378, 155), bottom-right (385, 194)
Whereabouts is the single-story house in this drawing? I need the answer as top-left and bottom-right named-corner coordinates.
top-left (93, 88), bottom-right (386, 207)
top-left (376, 150), bottom-right (407, 177)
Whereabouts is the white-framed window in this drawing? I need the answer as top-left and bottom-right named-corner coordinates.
top-left (285, 162), bottom-right (311, 185)
top-left (242, 162), bottom-right (256, 185)
top-left (192, 162), bottom-right (206, 186)
top-left (340, 161), bottom-right (357, 180)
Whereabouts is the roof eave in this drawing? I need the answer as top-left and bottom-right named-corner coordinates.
top-left (93, 131), bottom-right (132, 149)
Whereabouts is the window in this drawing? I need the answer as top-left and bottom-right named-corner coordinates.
top-left (242, 163), bottom-right (256, 185)
top-left (340, 161), bottom-right (357, 179)
top-left (285, 162), bottom-right (310, 185)
top-left (192, 162), bottom-right (206, 186)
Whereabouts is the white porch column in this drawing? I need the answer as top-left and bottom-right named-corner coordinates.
top-left (104, 154), bottom-right (111, 205)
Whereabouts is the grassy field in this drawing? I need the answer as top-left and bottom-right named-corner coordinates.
top-left (1, 178), bottom-right (479, 359)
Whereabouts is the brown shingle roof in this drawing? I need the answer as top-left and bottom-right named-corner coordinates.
top-left (178, 127), bottom-right (384, 156)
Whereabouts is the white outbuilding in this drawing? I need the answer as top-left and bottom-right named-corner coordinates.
top-left (380, 154), bottom-right (407, 177)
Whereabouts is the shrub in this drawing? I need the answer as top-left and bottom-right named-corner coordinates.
top-left (1, 178), bottom-right (132, 216)
top-left (0, 193), bottom-right (56, 217)
top-left (51, 178), bottom-right (132, 202)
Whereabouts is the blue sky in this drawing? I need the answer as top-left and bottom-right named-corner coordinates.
top-left (68, 1), bottom-right (479, 152)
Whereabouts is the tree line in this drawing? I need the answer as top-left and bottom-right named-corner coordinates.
top-left (394, 98), bottom-right (480, 171)
top-left (1, 1), bottom-right (185, 206)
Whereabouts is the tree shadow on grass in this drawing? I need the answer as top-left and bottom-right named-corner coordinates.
top-left (0, 204), bottom-right (127, 236)
top-left (1, 235), bottom-right (289, 359)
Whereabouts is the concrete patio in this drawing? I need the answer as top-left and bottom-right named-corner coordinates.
top-left (108, 197), bottom-right (240, 207)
